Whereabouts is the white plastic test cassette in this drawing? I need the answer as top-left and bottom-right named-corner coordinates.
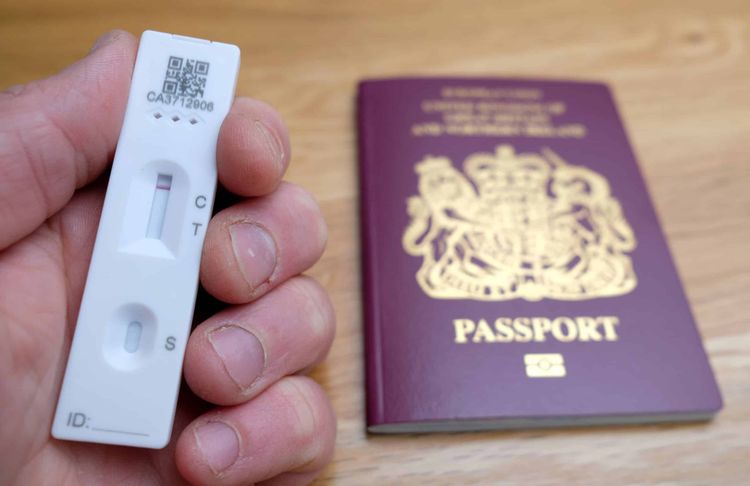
top-left (52, 31), bottom-right (240, 448)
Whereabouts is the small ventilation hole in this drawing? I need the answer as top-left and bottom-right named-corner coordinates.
top-left (153, 112), bottom-right (162, 119)
top-left (189, 118), bottom-right (198, 125)
top-left (171, 115), bottom-right (180, 122)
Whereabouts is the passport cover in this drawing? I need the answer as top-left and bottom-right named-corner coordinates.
top-left (357, 77), bottom-right (722, 433)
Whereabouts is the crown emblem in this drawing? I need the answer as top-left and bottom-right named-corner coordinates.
top-left (403, 145), bottom-right (637, 301)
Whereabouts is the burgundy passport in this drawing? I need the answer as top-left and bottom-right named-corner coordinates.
top-left (357, 77), bottom-right (722, 433)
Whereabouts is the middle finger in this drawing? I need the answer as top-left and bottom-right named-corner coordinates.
top-left (200, 181), bottom-right (327, 304)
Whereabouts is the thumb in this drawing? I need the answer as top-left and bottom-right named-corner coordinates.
top-left (0, 30), bottom-right (137, 250)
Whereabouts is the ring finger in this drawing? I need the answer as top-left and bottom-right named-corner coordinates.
top-left (184, 275), bottom-right (335, 406)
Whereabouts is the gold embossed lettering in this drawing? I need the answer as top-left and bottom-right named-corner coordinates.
top-left (494, 318), bottom-right (514, 342)
top-left (453, 319), bottom-right (475, 343)
top-left (513, 317), bottom-right (533, 342)
top-left (600, 316), bottom-right (620, 341)
top-left (473, 319), bottom-right (496, 343)
top-left (551, 317), bottom-right (577, 342)
top-left (575, 316), bottom-right (602, 341)
top-left (531, 317), bottom-right (552, 342)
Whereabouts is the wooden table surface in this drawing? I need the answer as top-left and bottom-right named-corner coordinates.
top-left (2, 0), bottom-right (749, 483)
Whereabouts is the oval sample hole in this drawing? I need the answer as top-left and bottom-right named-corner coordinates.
top-left (124, 321), bottom-right (143, 353)
top-left (104, 303), bottom-right (157, 370)
top-left (153, 112), bottom-right (163, 119)
top-left (171, 115), bottom-right (180, 122)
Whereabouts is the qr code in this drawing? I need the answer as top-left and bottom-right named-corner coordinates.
top-left (162, 56), bottom-right (209, 98)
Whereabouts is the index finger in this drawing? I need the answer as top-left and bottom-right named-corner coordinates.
top-left (217, 97), bottom-right (291, 197)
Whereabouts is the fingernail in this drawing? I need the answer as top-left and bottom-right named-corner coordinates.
top-left (195, 421), bottom-right (240, 475)
top-left (90, 31), bottom-right (120, 53)
top-left (208, 325), bottom-right (266, 390)
top-left (254, 119), bottom-right (285, 170)
top-left (229, 223), bottom-right (277, 291)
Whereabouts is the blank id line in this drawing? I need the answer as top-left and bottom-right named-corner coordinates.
top-left (91, 427), bottom-right (150, 437)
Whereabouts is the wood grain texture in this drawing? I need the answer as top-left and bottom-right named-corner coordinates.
top-left (1, 0), bottom-right (748, 483)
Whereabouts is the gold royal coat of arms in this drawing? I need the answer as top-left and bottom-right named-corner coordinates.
top-left (403, 145), bottom-right (637, 301)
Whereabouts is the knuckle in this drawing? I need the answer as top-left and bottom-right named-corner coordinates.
top-left (281, 182), bottom-right (321, 216)
top-left (284, 276), bottom-right (336, 345)
top-left (278, 182), bottom-right (328, 252)
top-left (276, 377), bottom-right (329, 457)
top-left (279, 378), bottom-right (316, 440)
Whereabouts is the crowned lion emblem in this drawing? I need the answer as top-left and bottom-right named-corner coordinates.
top-left (403, 145), bottom-right (637, 301)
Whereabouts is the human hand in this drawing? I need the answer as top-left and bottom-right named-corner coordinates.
top-left (0, 30), bottom-right (335, 485)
